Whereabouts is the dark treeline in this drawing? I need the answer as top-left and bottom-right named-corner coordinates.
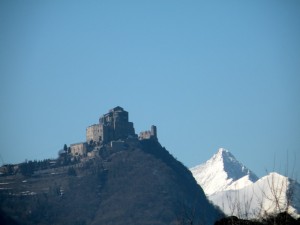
top-left (18, 159), bottom-right (53, 176)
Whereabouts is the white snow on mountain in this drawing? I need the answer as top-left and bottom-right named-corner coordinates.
top-left (190, 148), bottom-right (300, 219)
top-left (190, 148), bottom-right (258, 195)
top-left (209, 172), bottom-right (300, 219)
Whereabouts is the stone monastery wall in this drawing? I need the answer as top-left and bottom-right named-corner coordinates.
top-left (69, 106), bottom-right (157, 156)
top-left (86, 124), bottom-right (101, 144)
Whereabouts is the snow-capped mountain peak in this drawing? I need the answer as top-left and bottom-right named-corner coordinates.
top-left (209, 148), bottom-right (231, 162)
top-left (190, 148), bottom-right (258, 195)
top-left (190, 148), bottom-right (300, 219)
top-left (216, 147), bottom-right (230, 156)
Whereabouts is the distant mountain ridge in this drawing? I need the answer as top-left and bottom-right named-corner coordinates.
top-left (190, 148), bottom-right (258, 195)
top-left (210, 172), bottom-right (300, 219)
top-left (190, 148), bottom-right (300, 219)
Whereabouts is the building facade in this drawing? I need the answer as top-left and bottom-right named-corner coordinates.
top-left (70, 142), bottom-right (87, 156)
top-left (86, 124), bottom-right (101, 144)
top-left (69, 107), bottom-right (157, 157)
top-left (86, 106), bottom-right (136, 144)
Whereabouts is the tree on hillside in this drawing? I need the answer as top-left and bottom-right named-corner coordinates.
top-left (19, 161), bottom-right (35, 176)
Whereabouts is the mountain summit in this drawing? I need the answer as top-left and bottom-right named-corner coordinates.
top-left (190, 148), bottom-right (258, 195)
top-left (190, 148), bottom-right (300, 219)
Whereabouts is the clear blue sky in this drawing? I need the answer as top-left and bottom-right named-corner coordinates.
top-left (1, 0), bottom-right (299, 180)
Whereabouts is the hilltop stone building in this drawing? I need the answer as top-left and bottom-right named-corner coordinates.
top-left (69, 106), bottom-right (157, 157)
top-left (70, 142), bottom-right (87, 156)
top-left (86, 124), bottom-right (101, 144)
top-left (86, 106), bottom-right (136, 144)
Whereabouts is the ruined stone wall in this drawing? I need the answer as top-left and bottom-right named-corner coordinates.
top-left (86, 124), bottom-right (101, 144)
top-left (151, 125), bottom-right (157, 138)
top-left (139, 130), bottom-right (152, 140)
top-left (100, 124), bottom-right (113, 143)
top-left (139, 125), bottom-right (157, 140)
top-left (70, 142), bottom-right (87, 156)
